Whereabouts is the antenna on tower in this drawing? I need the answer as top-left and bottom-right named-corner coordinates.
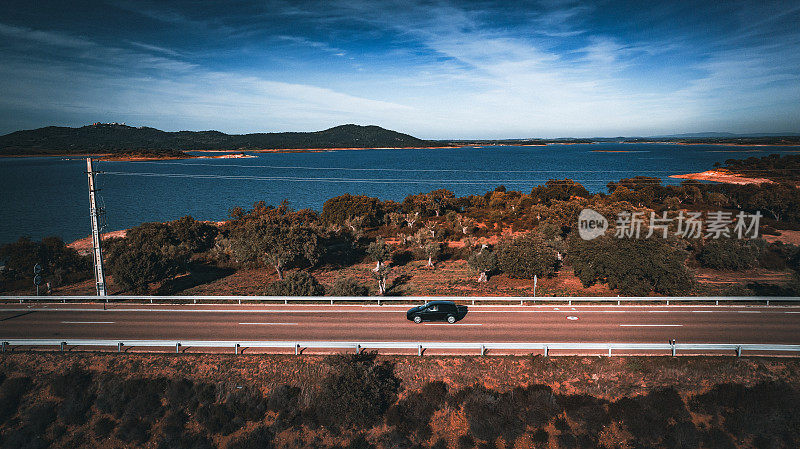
top-left (86, 158), bottom-right (107, 296)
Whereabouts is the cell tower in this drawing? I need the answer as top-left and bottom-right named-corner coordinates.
top-left (86, 158), bottom-right (107, 296)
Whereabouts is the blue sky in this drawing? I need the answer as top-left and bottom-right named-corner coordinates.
top-left (0, 0), bottom-right (798, 138)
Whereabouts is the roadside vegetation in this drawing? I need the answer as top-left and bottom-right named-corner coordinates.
top-left (1, 353), bottom-right (799, 449)
top-left (3, 154), bottom-right (800, 296)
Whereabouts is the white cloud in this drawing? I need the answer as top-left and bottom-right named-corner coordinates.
top-left (0, 22), bottom-right (412, 134)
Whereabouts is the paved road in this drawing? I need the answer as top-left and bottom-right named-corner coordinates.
top-left (1, 303), bottom-right (799, 345)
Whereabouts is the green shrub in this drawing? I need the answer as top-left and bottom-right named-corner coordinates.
top-left (227, 427), bottom-right (274, 449)
top-left (452, 384), bottom-right (558, 445)
top-left (328, 277), bottom-right (369, 296)
top-left (386, 381), bottom-right (448, 441)
top-left (23, 401), bottom-right (57, 433)
top-left (196, 403), bottom-right (240, 435)
top-left (560, 394), bottom-right (609, 438)
top-left (313, 352), bottom-right (400, 429)
top-left (320, 232), bottom-right (362, 267)
top-left (609, 388), bottom-right (693, 447)
top-left (1, 427), bottom-right (49, 449)
top-left (458, 434), bottom-right (476, 449)
top-left (697, 238), bottom-right (760, 270)
top-left (51, 368), bottom-right (94, 398)
top-left (93, 416), bottom-right (117, 438)
top-left (95, 377), bottom-right (166, 421)
top-left (115, 416), bottom-right (151, 444)
top-left (224, 386), bottom-right (267, 423)
top-left (265, 271), bottom-right (325, 296)
top-left (50, 368), bottom-right (96, 425)
top-left (0, 376), bottom-right (32, 424)
top-left (58, 393), bottom-right (95, 425)
top-left (495, 233), bottom-right (559, 278)
top-left (570, 236), bottom-right (694, 296)
top-left (160, 410), bottom-right (186, 438)
top-left (155, 431), bottom-right (214, 449)
top-left (690, 382), bottom-right (800, 447)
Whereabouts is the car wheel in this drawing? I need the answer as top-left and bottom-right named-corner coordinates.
top-left (413, 315), bottom-right (422, 324)
top-left (447, 315), bottom-right (456, 324)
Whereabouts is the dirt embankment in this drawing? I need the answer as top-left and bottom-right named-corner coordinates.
top-left (67, 230), bottom-right (128, 254)
top-left (0, 353), bottom-right (798, 449)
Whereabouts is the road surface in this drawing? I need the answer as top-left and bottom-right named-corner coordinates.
top-left (2, 304), bottom-right (799, 350)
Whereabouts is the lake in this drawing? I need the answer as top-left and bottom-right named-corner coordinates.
top-left (1, 143), bottom-right (799, 245)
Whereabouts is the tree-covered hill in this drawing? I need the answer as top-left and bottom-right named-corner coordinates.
top-left (0, 123), bottom-right (438, 155)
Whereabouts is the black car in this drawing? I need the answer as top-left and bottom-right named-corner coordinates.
top-left (406, 301), bottom-right (468, 324)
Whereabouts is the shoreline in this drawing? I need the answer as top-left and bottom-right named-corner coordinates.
top-left (669, 169), bottom-right (774, 185)
top-left (625, 141), bottom-right (800, 147)
top-left (5, 141), bottom-right (800, 161)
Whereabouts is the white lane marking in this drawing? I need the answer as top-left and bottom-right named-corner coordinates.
top-left (423, 323), bottom-right (483, 326)
top-left (738, 311), bottom-right (761, 313)
top-left (566, 316), bottom-right (579, 320)
top-left (692, 311), bottom-right (714, 313)
top-left (238, 322), bottom-right (298, 325)
top-left (619, 324), bottom-right (683, 327)
top-left (61, 321), bottom-right (115, 324)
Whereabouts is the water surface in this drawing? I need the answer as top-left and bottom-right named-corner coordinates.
top-left (1, 143), bottom-right (798, 245)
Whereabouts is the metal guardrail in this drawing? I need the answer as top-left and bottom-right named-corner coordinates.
top-left (2, 295), bottom-right (799, 306)
top-left (2, 339), bottom-right (799, 357)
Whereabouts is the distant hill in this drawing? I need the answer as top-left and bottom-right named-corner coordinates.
top-left (0, 123), bottom-right (437, 155)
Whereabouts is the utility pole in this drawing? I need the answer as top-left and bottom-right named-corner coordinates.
top-left (86, 158), bottom-right (107, 296)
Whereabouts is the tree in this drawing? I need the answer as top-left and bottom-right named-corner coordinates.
top-left (406, 212), bottom-right (420, 228)
top-left (607, 177), bottom-right (665, 202)
top-left (452, 214), bottom-right (476, 235)
top-left (367, 239), bottom-right (392, 294)
top-left (495, 233), bottom-right (560, 278)
top-left (367, 238), bottom-right (391, 270)
top-left (530, 179), bottom-right (590, 205)
top-left (230, 221), bottom-right (319, 280)
top-left (696, 238), bottom-right (760, 271)
top-left (468, 248), bottom-right (497, 282)
top-left (104, 222), bottom-right (193, 293)
top-left (423, 242), bottom-right (441, 267)
top-left (426, 189), bottom-right (456, 217)
top-left (570, 236), bottom-right (694, 296)
top-left (423, 223), bottom-right (438, 239)
top-left (402, 189), bottom-right (456, 217)
top-left (0, 236), bottom-right (90, 291)
top-left (170, 216), bottom-right (218, 252)
top-left (321, 194), bottom-right (383, 227)
top-left (372, 264), bottom-right (391, 295)
top-left (386, 212), bottom-right (405, 228)
top-left (105, 246), bottom-right (170, 294)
